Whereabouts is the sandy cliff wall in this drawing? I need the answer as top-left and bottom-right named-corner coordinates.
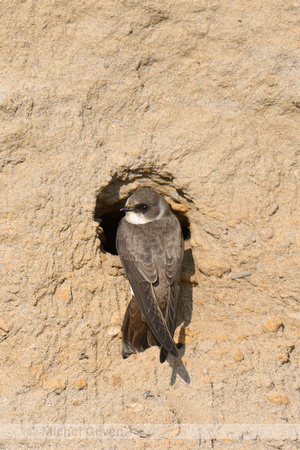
top-left (0, 0), bottom-right (299, 448)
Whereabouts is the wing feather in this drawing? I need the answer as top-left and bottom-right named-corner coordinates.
top-left (160, 238), bottom-right (184, 363)
top-left (119, 258), bottom-right (178, 356)
top-left (116, 216), bottom-right (183, 360)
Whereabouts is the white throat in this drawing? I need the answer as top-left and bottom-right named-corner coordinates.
top-left (125, 212), bottom-right (152, 225)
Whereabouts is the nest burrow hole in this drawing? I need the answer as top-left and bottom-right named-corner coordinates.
top-left (93, 176), bottom-right (191, 255)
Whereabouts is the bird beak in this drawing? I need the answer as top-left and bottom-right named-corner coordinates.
top-left (120, 206), bottom-right (133, 212)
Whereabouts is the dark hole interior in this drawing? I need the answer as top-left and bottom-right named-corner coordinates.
top-left (96, 208), bottom-right (191, 255)
top-left (175, 210), bottom-right (191, 242)
top-left (97, 211), bottom-right (124, 255)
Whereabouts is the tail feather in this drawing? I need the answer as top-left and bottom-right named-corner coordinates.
top-left (160, 347), bottom-right (168, 364)
top-left (121, 296), bottom-right (178, 363)
top-left (122, 297), bottom-right (155, 358)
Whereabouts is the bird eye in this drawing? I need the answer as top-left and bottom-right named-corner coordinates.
top-left (136, 204), bottom-right (149, 212)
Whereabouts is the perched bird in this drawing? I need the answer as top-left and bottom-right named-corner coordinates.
top-left (116, 187), bottom-right (184, 363)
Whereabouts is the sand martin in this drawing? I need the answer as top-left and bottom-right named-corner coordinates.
top-left (116, 188), bottom-right (184, 363)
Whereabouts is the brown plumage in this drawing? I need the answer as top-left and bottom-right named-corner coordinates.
top-left (116, 188), bottom-right (184, 363)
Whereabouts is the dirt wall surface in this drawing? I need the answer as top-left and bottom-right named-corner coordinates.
top-left (0, 0), bottom-right (299, 448)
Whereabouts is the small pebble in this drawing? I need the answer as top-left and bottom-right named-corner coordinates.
top-left (76, 379), bottom-right (87, 390)
top-left (43, 379), bottom-right (66, 392)
top-left (231, 272), bottom-right (251, 280)
top-left (266, 391), bottom-right (290, 405)
top-left (107, 326), bottom-right (121, 337)
top-left (263, 317), bottom-right (283, 333)
top-left (269, 203), bottom-right (279, 215)
top-left (169, 191), bottom-right (181, 203)
top-left (234, 351), bottom-right (244, 362)
top-left (97, 226), bottom-right (104, 235)
top-left (144, 390), bottom-right (155, 399)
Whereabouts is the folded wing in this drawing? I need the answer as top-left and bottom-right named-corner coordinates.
top-left (116, 221), bottom-right (182, 358)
